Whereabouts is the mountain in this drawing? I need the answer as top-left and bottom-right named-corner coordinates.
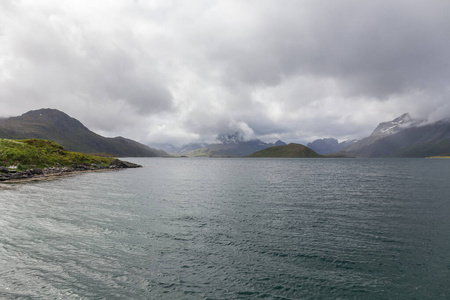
top-left (0, 109), bottom-right (168, 157)
top-left (338, 114), bottom-right (450, 157)
top-left (370, 113), bottom-right (415, 138)
top-left (338, 113), bottom-right (415, 156)
top-left (248, 143), bottom-right (323, 158)
top-left (184, 132), bottom-right (287, 157)
top-left (307, 114), bottom-right (416, 156)
top-left (307, 138), bottom-right (358, 155)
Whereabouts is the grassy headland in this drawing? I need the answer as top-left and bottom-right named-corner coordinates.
top-left (0, 139), bottom-right (140, 181)
top-left (0, 138), bottom-right (115, 170)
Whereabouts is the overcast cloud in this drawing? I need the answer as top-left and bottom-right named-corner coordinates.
top-left (1, 0), bottom-right (450, 145)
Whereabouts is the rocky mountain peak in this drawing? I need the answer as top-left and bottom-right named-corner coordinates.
top-left (214, 132), bottom-right (245, 144)
top-left (273, 140), bottom-right (287, 146)
top-left (370, 113), bottom-right (414, 138)
top-left (393, 113), bottom-right (412, 123)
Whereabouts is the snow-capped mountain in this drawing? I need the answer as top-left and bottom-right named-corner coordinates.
top-left (338, 113), bottom-right (450, 157)
top-left (369, 113), bottom-right (417, 138)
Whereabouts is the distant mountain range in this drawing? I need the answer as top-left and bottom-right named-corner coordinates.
top-left (154, 132), bottom-right (287, 157)
top-left (0, 109), bottom-right (167, 157)
top-left (150, 142), bottom-right (210, 155)
top-left (156, 112), bottom-right (450, 158)
top-left (336, 113), bottom-right (450, 157)
top-left (187, 133), bottom-right (287, 157)
top-left (3, 109), bottom-right (449, 158)
top-left (307, 138), bottom-right (358, 155)
top-left (306, 113), bottom-right (450, 157)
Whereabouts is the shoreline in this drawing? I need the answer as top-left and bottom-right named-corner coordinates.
top-left (1, 168), bottom-right (119, 184)
top-left (0, 160), bottom-right (141, 184)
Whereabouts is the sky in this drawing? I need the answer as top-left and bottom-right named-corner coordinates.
top-left (1, 0), bottom-right (450, 146)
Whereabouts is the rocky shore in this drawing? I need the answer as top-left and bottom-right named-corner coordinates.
top-left (0, 159), bottom-right (141, 182)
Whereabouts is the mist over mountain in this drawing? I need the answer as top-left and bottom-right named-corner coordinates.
top-left (369, 113), bottom-right (422, 138)
top-left (0, 109), bottom-right (167, 157)
top-left (213, 132), bottom-right (246, 145)
top-left (4, 109), bottom-right (449, 158)
top-left (154, 112), bottom-right (450, 158)
top-left (159, 132), bottom-right (287, 157)
top-left (187, 132), bottom-right (287, 157)
top-left (337, 113), bottom-right (450, 157)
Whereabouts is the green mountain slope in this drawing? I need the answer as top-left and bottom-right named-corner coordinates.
top-left (0, 109), bottom-right (167, 157)
top-left (248, 143), bottom-right (323, 158)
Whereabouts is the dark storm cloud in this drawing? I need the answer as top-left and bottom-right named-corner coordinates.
top-left (203, 0), bottom-right (450, 98)
top-left (1, 0), bottom-right (450, 144)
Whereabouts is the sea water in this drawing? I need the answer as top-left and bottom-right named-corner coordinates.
top-left (1, 158), bottom-right (449, 299)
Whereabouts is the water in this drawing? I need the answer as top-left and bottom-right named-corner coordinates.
top-left (1, 158), bottom-right (449, 299)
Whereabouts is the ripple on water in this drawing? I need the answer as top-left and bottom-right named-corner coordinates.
top-left (1, 158), bottom-right (450, 299)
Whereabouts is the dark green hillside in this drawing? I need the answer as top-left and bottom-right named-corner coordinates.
top-left (248, 143), bottom-right (323, 158)
top-left (0, 109), bottom-right (167, 157)
top-left (0, 139), bottom-right (116, 170)
top-left (338, 120), bottom-right (450, 157)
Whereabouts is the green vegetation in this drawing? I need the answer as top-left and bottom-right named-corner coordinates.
top-left (0, 138), bottom-right (115, 171)
top-left (248, 143), bottom-right (323, 158)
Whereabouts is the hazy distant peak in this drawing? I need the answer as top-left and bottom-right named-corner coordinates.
top-left (272, 140), bottom-right (287, 146)
top-left (307, 137), bottom-right (356, 155)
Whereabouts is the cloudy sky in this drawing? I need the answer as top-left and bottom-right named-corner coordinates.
top-left (1, 0), bottom-right (450, 146)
